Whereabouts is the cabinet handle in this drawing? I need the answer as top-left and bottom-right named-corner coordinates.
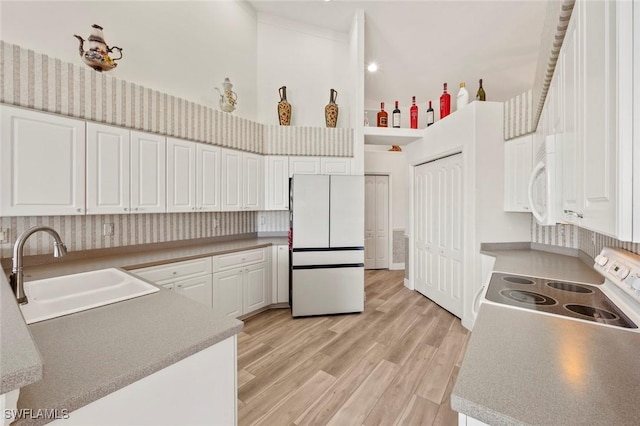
top-left (77, 208), bottom-right (82, 213)
top-left (563, 209), bottom-right (584, 219)
top-left (172, 272), bottom-right (177, 275)
top-left (124, 207), bottom-right (129, 212)
top-left (134, 208), bottom-right (140, 212)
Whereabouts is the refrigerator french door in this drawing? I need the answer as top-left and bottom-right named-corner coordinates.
top-left (291, 175), bottom-right (364, 317)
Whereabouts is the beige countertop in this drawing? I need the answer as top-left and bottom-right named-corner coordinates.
top-left (452, 248), bottom-right (640, 425)
top-left (2, 236), bottom-right (287, 425)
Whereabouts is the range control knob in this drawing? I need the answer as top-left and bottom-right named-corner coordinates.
top-left (617, 267), bottom-right (630, 280)
top-left (595, 255), bottom-right (609, 266)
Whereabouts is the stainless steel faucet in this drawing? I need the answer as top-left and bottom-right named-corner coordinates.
top-left (10, 226), bottom-right (67, 304)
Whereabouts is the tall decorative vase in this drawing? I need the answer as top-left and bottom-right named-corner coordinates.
top-left (325, 89), bottom-right (339, 128)
top-left (278, 86), bottom-right (291, 126)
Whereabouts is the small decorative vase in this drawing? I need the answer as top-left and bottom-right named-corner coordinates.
top-left (325, 89), bottom-right (339, 128)
top-left (278, 86), bottom-right (291, 126)
top-left (215, 77), bottom-right (237, 113)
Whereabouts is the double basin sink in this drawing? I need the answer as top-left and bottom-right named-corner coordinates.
top-left (19, 268), bottom-right (159, 324)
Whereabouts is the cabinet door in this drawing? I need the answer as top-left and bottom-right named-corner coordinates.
top-left (167, 138), bottom-right (196, 213)
top-left (175, 274), bottom-right (213, 308)
top-left (131, 131), bottom-right (166, 213)
top-left (86, 123), bottom-right (130, 215)
top-left (580, 0), bottom-right (618, 235)
top-left (244, 263), bottom-right (269, 314)
top-left (561, 16), bottom-right (584, 223)
top-left (221, 149), bottom-right (242, 211)
top-left (265, 156), bottom-right (289, 210)
top-left (503, 135), bottom-right (533, 212)
top-left (288, 156), bottom-right (321, 177)
top-left (243, 152), bottom-right (264, 211)
top-left (1, 105), bottom-right (85, 216)
top-left (212, 268), bottom-right (243, 318)
top-left (276, 245), bottom-right (290, 304)
top-left (198, 144), bottom-right (221, 211)
top-left (321, 157), bottom-right (351, 175)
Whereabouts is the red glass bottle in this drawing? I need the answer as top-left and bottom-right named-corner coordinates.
top-left (440, 83), bottom-right (451, 119)
top-left (410, 96), bottom-right (418, 129)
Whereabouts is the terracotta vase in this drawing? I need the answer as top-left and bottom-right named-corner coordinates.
top-left (278, 86), bottom-right (291, 126)
top-left (325, 89), bottom-right (338, 128)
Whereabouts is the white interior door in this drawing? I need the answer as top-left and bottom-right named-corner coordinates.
top-left (414, 154), bottom-right (463, 318)
top-left (364, 175), bottom-right (389, 269)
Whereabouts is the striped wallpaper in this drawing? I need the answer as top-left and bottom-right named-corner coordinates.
top-left (531, 219), bottom-right (640, 260)
top-left (0, 41), bottom-right (353, 157)
top-left (504, 0), bottom-right (575, 140)
top-left (263, 125), bottom-right (353, 157)
top-left (257, 211), bottom-right (289, 234)
top-left (0, 211), bottom-right (255, 259)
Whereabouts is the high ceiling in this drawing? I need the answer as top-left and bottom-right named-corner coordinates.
top-left (249, 0), bottom-right (548, 109)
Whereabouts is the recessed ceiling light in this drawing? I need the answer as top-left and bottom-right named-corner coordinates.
top-left (367, 62), bottom-right (378, 73)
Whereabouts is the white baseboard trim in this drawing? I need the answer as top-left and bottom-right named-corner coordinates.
top-left (389, 262), bottom-right (405, 271)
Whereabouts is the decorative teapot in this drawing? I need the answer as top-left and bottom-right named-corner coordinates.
top-left (74, 24), bottom-right (123, 72)
top-left (215, 78), bottom-right (238, 113)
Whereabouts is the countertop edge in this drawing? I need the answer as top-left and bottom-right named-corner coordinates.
top-left (451, 394), bottom-right (525, 426)
top-left (43, 322), bottom-right (243, 422)
top-left (0, 273), bottom-right (43, 394)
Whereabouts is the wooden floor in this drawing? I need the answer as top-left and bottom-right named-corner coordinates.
top-left (237, 269), bottom-right (470, 426)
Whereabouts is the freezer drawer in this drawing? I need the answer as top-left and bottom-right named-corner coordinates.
top-left (292, 249), bottom-right (364, 266)
top-left (292, 266), bottom-right (364, 317)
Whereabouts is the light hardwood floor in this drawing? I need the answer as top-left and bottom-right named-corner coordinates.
top-left (237, 270), bottom-right (470, 426)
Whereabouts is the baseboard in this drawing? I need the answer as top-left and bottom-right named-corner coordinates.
top-left (403, 278), bottom-right (413, 290)
top-left (461, 315), bottom-right (475, 332)
top-left (390, 262), bottom-right (405, 271)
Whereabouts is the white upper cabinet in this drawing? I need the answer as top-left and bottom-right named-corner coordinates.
top-left (197, 144), bottom-right (222, 211)
top-left (321, 157), bottom-right (351, 175)
top-left (265, 156), bottom-right (289, 211)
top-left (222, 148), bottom-right (264, 211)
top-left (86, 123), bottom-right (130, 214)
top-left (504, 135), bottom-right (533, 212)
top-left (167, 138), bottom-right (197, 212)
top-left (1, 105), bottom-right (86, 216)
top-left (221, 149), bottom-right (243, 211)
top-left (243, 152), bottom-right (264, 211)
top-left (289, 156), bottom-right (321, 177)
top-left (167, 138), bottom-right (222, 213)
top-left (131, 131), bottom-right (166, 213)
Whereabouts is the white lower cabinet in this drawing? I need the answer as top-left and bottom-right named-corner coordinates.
top-left (272, 245), bottom-right (290, 304)
top-left (52, 335), bottom-right (237, 426)
top-left (212, 248), bottom-right (270, 318)
top-left (212, 268), bottom-right (243, 318)
top-left (131, 258), bottom-right (213, 308)
top-left (213, 262), bottom-right (269, 318)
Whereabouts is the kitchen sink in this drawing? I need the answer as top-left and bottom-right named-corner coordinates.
top-left (19, 268), bottom-right (159, 324)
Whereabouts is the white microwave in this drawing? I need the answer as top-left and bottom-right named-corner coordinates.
top-left (527, 134), bottom-right (564, 225)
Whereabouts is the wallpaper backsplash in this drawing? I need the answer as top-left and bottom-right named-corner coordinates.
top-left (0, 41), bottom-right (353, 157)
top-left (0, 212), bottom-right (255, 259)
top-left (531, 219), bottom-right (640, 260)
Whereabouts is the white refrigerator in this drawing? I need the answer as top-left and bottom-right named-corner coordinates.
top-left (291, 174), bottom-right (365, 317)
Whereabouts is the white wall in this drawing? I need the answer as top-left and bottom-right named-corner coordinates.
top-left (0, 1), bottom-right (258, 119)
top-left (364, 147), bottom-right (406, 230)
top-left (256, 13), bottom-right (350, 127)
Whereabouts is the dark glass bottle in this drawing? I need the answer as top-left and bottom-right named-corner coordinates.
top-left (392, 101), bottom-right (401, 128)
top-left (476, 79), bottom-right (486, 101)
top-left (426, 101), bottom-right (434, 127)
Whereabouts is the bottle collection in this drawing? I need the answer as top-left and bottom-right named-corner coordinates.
top-left (374, 79), bottom-right (486, 128)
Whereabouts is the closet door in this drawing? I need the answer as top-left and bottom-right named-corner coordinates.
top-left (414, 154), bottom-right (463, 318)
top-left (364, 175), bottom-right (389, 269)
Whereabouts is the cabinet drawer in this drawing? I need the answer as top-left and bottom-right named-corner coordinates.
top-left (212, 248), bottom-right (267, 272)
top-left (132, 257), bottom-right (212, 283)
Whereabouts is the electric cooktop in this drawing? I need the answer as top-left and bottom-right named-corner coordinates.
top-left (485, 272), bottom-right (637, 329)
